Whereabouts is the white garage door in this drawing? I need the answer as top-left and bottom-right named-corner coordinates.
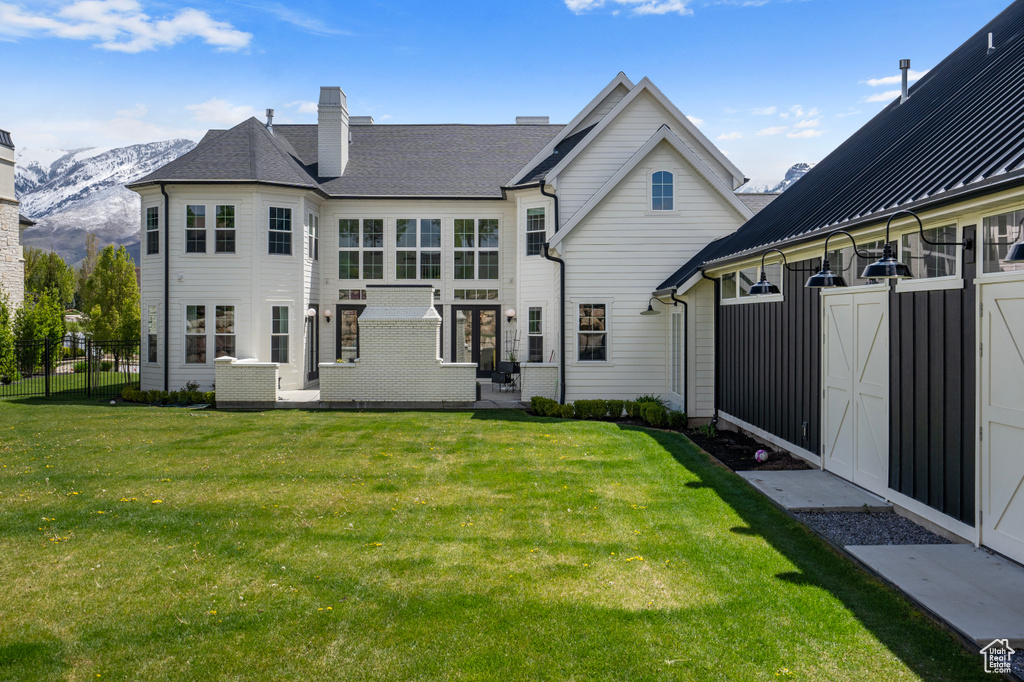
top-left (822, 289), bottom-right (890, 496)
top-left (980, 281), bottom-right (1024, 564)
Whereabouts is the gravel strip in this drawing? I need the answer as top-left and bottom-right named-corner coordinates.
top-left (1013, 650), bottom-right (1023, 679)
top-left (794, 511), bottom-right (952, 547)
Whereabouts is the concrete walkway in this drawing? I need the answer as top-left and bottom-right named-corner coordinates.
top-left (738, 469), bottom-right (891, 512)
top-left (847, 545), bottom-right (1024, 647)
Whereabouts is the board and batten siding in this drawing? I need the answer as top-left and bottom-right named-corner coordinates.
top-left (557, 91), bottom-right (735, 226)
top-left (561, 142), bottom-right (746, 402)
top-left (718, 260), bottom-right (822, 454)
top-left (889, 225), bottom-right (977, 525)
top-left (689, 280), bottom-right (716, 418)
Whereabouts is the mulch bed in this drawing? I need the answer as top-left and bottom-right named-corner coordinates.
top-left (685, 427), bottom-right (811, 472)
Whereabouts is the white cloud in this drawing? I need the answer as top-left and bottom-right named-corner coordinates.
top-left (287, 100), bottom-right (318, 115)
top-left (863, 69), bottom-right (929, 87)
top-left (866, 90), bottom-right (901, 103)
top-left (756, 126), bottom-right (788, 136)
top-left (752, 106), bottom-right (777, 116)
top-left (565, 0), bottom-right (693, 16)
top-left (794, 117), bottom-right (820, 128)
top-left (116, 103), bottom-right (148, 118)
top-left (226, 1), bottom-right (350, 36)
top-left (787, 129), bottom-right (824, 138)
top-left (187, 98), bottom-right (259, 125)
top-left (686, 115), bottom-right (703, 126)
top-left (0, 0), bottom-right (251, 53)
top-left (716, 131), bottom-right (743, 140)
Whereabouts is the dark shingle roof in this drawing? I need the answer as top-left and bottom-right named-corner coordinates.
top-left (19, 213), bottom-right (35, 226)
top-left (660, 0), bottom-right (1024, 291)
top-left (513, 124), bottom-right (596, 186)
top-left (132, 118), bottom-right (562, 198)
top-left (736, 193), bottom-right (779, 215)
top-left (0, 129), bottom-right (12, 149)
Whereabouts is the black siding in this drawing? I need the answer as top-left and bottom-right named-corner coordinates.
top-left (719, 260), bottom-right (821, 454)
top-left (888, 226), bottom-right (976, 525)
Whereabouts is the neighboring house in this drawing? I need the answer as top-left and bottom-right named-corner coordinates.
top-left (661, 0), bottom-right (1024, 566)
top-left (128, 73), bottom-right (752, 413)
top-left (0, 129), bottom-right (25, 308)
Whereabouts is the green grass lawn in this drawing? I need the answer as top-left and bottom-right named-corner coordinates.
top-left (0, 400), bottom-right (986, 681)
top-left (0, 371), bottom-right (137, 399)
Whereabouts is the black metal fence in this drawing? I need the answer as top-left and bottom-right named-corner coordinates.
top-left (1, 335), bottom-right (140, 399)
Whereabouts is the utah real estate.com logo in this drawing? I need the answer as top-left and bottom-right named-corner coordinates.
top-left (979, 639), bottom-right (1014, 675)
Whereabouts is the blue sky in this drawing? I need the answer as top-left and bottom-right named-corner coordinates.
top-left (0, 0), bottom-right (1015, 186)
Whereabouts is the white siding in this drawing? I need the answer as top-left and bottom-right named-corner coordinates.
top-left (567, 83), bottom-right (631, 137)
top-left (516, 191), bottom-right (557, 364)
top-left (689, 280), bottom-right (715, 418)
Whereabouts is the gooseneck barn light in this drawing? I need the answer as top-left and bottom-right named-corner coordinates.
top-left (640, 297), bottom-right (662, 315)
top-left (1001, 217), bottom-right (1024, 263)
top-left (805, 230), bottom-right (876, 288)
top-left (860, 209), bottom-right (972, 279)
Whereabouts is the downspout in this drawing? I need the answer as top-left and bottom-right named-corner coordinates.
top-left (161, 183), bottom-right (170, 392)
top-left (542, 242), bottom-right (566, 405)
top-left (700, 270), bottom-right (720, 427)
top-left (670, 289), bottom-right (688, 415)
top-left (539, 181), bottom-right (560, 232)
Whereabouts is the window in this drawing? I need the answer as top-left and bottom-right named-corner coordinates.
top-left (396, 218), bottom-right (441, 280)
top-left (186, 205), bottom-right (206, 253)
top-left (271, 306), bottom-right (288, 363)
top-left (982, 209), bottom-right (1024, 274)
top-left (528, 307), bottom-right (543, 363)
top-left (526, 208), bottom-right (546, 257)
top-left (307, 213), bottom-right (319, 261)
top-left (737, 266), bottom-right (758, 298)
top-left (215, 205), bottom-right (235, 254)
top-left (453, 289), bottom-right (499, 301)
top-left (338, 289), bottom-right (367, 301)
top-left (578, 303), bottom-right (607, 362)
top-left (185, 305), bottom-right (206, 364)
top-left (901, 225), bottom-right (957, 279)
top-left (721, 260), bottom-right (784, 302)
top-left (652, 171), bottom-right (674, 211)
top-left (454, 218), bottom-right (499, 280)
top-left (147, 305), bottom-right (158, 363)
top-left (215, 306), bottom-right (235, 358)
top-left (721, 272), bottom-right (737, 299)
top-left (338, 218), bottom-right (383, 279)
top-left (146, 207), bottom-right (159, 255)
top-left (338, 308), bottom-right (360, 361)
top-left (670, 311), bottom-right (683, 397)
top-left (269, 207), bottom-right (292, 255)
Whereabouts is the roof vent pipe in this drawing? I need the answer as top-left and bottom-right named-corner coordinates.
top-left (900, 59), bottom-right (911, 103)
top-left (988, 32), bottom-right (996, 55)
top-left (265, 108), bottom-right (274, 132)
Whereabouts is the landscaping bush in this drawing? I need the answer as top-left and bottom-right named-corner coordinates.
top-left (573, 399), bottom-right (608, 420)
top-left (72, 361), bottom-right (89, 373)
top-left (606, 400), bottom-right (625, 419)
top-left (121, 386), bottom-right (215, 407)
top-left (635, 394), bottom-right (666, 408)
top-left (99, 360), bottom-right (113, 372)
top-left (559, 404), bottom-right (575, 419)
top-left (530, 396), bottom-right (561, 417)
top-left (640, 402), bottom-right (669, 428)
top-left (624, 401), bottom-right (640, 418)
top-left (667, 410), bottom-right (688, 430)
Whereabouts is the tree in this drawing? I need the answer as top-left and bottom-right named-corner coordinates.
top-left (0, 294), bottom-right (18, 382)
top-left (76, 233), bottom-right (99, 311)
top-left (13, 289), bottom-right (65, 373)
top-left (82, 245), bottom-right (140, 370)
top-left (24, 248), bottom-right (76, 308)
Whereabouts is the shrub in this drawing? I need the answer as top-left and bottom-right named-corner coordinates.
top-left (121, 386), bottom-right (215, 407)
top-left (667, 410), bottom-right (688, 430)
top-left (99, 360), bottom-right (113, 372)
top-left (531, 396), bottom-right (560, 417)
top-left (606, 400), bottom-right (625, 419)
top-left (573, 399), bottom-right (608, 420)
top-left (624, 401), bottom-right (640, 418)
top-left (640, 402), bottom-right (668, 428)
top-left (559, 404), bottom-right (575, 419)
top-left (72, 361), bottom-right (89, 373)
top-left (635, 394), bottom-right (666, 408)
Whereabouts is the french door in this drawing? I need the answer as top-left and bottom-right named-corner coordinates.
top-left (451, 306), bottom-right (501, 378)
top-left (305, 304), bottom-right (319, 382)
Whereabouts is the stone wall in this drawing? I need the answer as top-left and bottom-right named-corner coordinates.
top-left (0, 199), bottom-right (22, 308)
top-left (214, 356), bottom-right (278, 409)
top-left (521, 363), bottom-right (559, 402)
top-left (320, 285), bottom-right (477, 406)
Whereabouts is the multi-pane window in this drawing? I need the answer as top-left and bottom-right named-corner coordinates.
top-left (901, 225), bottom-right (958, 279)
top-left (269, 207), bottom-right (292, 255)
top-left (454, 218), bottom-right (499, 280)
top-left (652, 171), bottom-right (674, 211)
top-left (338, 289), bottom-right (367, 301)
top-left (578, 303), bottom-right (607, 362)
top-left (721, 272), bottom-right (737, 299)
top-left (396, 218), bottom-right (441, 280)
top-left (339, 218), bottom-right (384, 279)
top-left (528, 307), bottom-right (543, 363)
top-left (307, 213), bottom-right (319, 261)
top-left (146, 207), bottom-right (159, 255)
top-left (982, 209), bottom-right (1024, 274)
top-left (147, 305), bottom-right (158, 363)
top-left (271, 306), bottom-right (288, 363)
top-left (453, 289), bottom-right (499, 301)
top-left (338, 308), bottom-right (359, 361)
top-left (185, 305), bottom-right (206, 364)
top-left (526, 208), bottom-right (546, 257)
top-left (186, 205), bottom-right (206, 253)
top-left (215, 306), bottom-right (235, 358)
top-left (215, 205), bottom-right (235, 254)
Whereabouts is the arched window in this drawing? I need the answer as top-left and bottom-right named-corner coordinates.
top-left (652, 171), bottom-right (674, 211)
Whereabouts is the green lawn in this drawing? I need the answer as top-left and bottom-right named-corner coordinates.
top-left (0, 371), bottom-right (137, 399)
top-left (0, 400), bottom-right (986, 681)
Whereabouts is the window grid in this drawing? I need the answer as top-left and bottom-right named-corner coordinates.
top-left (146, 207), bottom-right (159, 255)
top-left (396, 218), bottom-right (441, 280)
top-left (454, 218), bottom-right (499, 280)
top-left (528, 307), bottom-right (543, 363)
top-left (307, 213), bottom-right (320, 261)
top-left (982, 209), bottom-right (1024, 274)
top-left (652, 171), bottom-right (674, 211)
top-left (271, 306), bottom-right (289, 363)
top-left (900, 225), bottom-right (958, 279)
top-left (215, 205), bottom-right (235, 254)
top-left (147, 305), bottom-right (158, 363)
top-left (185, 305), bottom-right (206, 364)
top-left (269, 207), bottom-right (292, 255)
top-left (577, 303), bottom-right (607, 362)
top-left (186, 205), bottom-right (206, 253)
top-left (215, 305), bottom-right (235, 358)
top-left (526, 208), bottom-right (545, 257)
top-left (453, 289), bottom-right (499, 301)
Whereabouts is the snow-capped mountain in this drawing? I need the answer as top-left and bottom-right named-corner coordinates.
top-left (738, 162), bottom-right (815, 194)
top-left (16, 139), bottom-right (195, 265)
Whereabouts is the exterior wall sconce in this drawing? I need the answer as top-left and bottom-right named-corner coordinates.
top-left (305, 308), bottom-right (317, 319)
top-left (323, 308), bottom-right (333, 324)
top-left (1001, 218), bottom-right (1024, 262)
top-left (805, 230), bottom-right (876, 288)
top-left (749, 248), bottom-right (794, 295)
top-left (860, 209), bottom-right (972, 279)
top-left (640, 297), bottom-right (662, 315)
top-left (505, 308), bottom-right (516, 323)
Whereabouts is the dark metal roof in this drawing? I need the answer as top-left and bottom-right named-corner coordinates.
top-left (0, 129), bottom-right (12, 149)
top-left (132, 117), bottom-right (562, 198)
top-left (661, 0), bottom-right (1024, 291)
top-left (513, 124), bottom-right (596, 186)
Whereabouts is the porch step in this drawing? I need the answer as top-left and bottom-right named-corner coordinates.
top-left (738, 470), bottom-right (892, 512)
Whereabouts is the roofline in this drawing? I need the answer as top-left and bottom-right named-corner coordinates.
top-left (701, 169), bottom-right (1024, 272)
top-left (127, 177), bottom-right (515, 201)
top-left (548, 125), bottom-right (753, 248)
top-left (506, 73), bottom-right (634, 187)
top-left (652, 270), bottom-right (703, 298)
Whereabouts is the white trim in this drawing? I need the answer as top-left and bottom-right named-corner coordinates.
top-left (719, 411), bottom-right (821, 468)
top-left (883, 488), bottom-right (978, 544)
top-left (572, 299), bottom-right (612, 365)
top-left (549, 127), bottom-right (752, 247)
top-left (670, 271), bottom-right (705, 296)
top-left (647, 168), bottom-right (677, 214)
top-left (975, 270), bottom-right (1024, 285)
top-left (894, 277), bottom-right (964, 293)
top-left (507, 73), bottom-right (635, 187)
top-left (818, 282), bottom-right (889, 296)
top-left (721, 294), bottom-right (784, 306)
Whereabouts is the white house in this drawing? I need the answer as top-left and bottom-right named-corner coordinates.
top-left (0, 128), bottom-right (25, 308)
top-left (129, 74), bottom-right (758, 414)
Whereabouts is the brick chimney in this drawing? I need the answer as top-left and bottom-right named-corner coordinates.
top-left (318, 86), bottom-right (348, 178)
